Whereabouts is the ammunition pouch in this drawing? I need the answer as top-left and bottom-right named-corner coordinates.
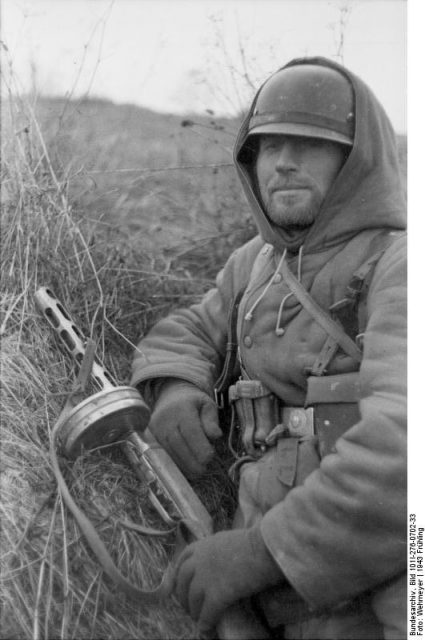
top-left (228, 372), bottom-right (361, 460)
top-left (228, 380), bottom-right (280, 456)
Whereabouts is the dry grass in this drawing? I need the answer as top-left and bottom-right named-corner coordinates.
top-left (0, 92), bottom-right (239, 639)
top-left (1, 83), bottom-right (407, 639)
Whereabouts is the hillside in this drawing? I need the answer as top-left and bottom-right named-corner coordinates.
top-left (28, 98), bottom-right (255, 264)
top-left (0, 95), bottom-right (407, 640)
top-left (6, 95), bottom-right (406, 262)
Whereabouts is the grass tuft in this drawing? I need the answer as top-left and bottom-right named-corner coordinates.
top-left (0, 92), bottom-right (245, 639)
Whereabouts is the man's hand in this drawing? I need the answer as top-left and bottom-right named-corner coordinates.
top-left (149, 380), bottom-right (222, 477)
top-left (172, 527), bottom-right (283, 635)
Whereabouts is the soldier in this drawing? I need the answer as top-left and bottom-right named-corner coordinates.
top-left (131, 57), bottom-right (407, 639)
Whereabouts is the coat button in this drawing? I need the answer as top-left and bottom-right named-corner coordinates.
top-left (243, 336), bottom-right (253, 348)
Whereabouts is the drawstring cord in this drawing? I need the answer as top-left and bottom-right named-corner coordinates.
top-left (275, 293), bottom-right (294, 336)
top-left (243, 245), bottom-right (304, 335)
top-left (244, 249), bottom-right (287, 321)
top-left (275, 245), bottom-right (304, 336)
top-left (297, 245), bottom-right (304, 281)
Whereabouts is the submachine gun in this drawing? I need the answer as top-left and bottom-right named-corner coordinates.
top-left (35, 286), bottom-right (269, 640)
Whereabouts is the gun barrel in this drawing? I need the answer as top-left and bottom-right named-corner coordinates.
top-left (34, 287), bottom-right (116, 391)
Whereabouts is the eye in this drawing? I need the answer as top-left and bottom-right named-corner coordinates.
top-left (295, 136), bottom-right (318, 150)
top-left (260, 136), bottom-right (281, 152)
top-left (309, 138), bottom-right (324, 148)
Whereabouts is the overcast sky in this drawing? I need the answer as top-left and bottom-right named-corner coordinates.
top-left (2, 0), bottom-right (407, 132)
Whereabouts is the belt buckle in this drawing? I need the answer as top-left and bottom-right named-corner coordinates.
top-left (281, 407), bottom-right (315, 437)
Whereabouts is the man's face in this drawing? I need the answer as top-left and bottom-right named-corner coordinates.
top-left (255, 134), bottom-right (348, 230)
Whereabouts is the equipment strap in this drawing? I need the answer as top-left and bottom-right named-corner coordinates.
top-left (329, 231), bottom-right (404, 339)
top-left (50, 405), bottom-right (178, 602)
top-left (49, 347), bottom-right (176, 604)
top-left (309, 334), bottom-right (340, 376)
top-left (214, 288), bottom-right (246, 408)
top-left (279, 259), bottom-right (363, 363)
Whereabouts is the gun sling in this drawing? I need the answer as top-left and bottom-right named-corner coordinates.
top-left (50, 397), bottom-right (179, 604)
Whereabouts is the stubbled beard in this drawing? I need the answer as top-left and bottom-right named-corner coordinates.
top-left (265, 190), bottom-right (323, 229)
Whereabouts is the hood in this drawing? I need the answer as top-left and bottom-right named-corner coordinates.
top-left (234, 56), bottom-right (407, 254)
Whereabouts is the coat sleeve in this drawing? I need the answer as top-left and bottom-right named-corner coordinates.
top-left (130, 236), bottom-right (263, 397)
top-left (260, 235), bottom-right (407, 609)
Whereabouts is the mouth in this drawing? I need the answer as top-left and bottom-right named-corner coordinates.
top-left (271, 187), bottom-right (309, 197)
top-left (271, 185), bottom-right (309, 193)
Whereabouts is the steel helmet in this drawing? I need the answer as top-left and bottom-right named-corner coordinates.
top-left (248, 63), bottom-right (355, 146)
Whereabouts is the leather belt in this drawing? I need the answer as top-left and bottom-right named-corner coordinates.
top-left (283, 406), bottom-right (314, 437)
top-left (264, 407), bottom-right (315, 446)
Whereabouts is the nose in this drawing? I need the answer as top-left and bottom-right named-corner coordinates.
top-left (275, 140), bottom-right (298, 172)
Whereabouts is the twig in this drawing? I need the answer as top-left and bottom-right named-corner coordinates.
top-left (83, 162), bottom-right (234, 176)
top-left (55, 405), bottom-right (71, 622)
top-left (32, 494), bottom-right (60, 640)
top-left (103, 315), bottom-right (139, 353)
top-left (89, 577), bottom-right (103, 640)
top-left (0, 287), bottom-right (27, 336)
top-left (44, 542), bottom-right (54, 640)
top-left (71, 570), bottom-right (102, 640)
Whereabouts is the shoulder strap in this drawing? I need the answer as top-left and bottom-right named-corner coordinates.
top-left (312, 230), bottom-right (405, 374)
top-left (330, 230), bottom-right (405, 340)
top-left (214, 232), bottom-right (404, 392)
top-left (214, 287), bottom-right (246, 408)
top-left (279, 260), bottom-right (363, 363)
top-left (213, 245), bottom-right (272, 407)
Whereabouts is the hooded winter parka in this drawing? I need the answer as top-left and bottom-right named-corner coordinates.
top-left (131, 58), bottom-right (407, 636)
